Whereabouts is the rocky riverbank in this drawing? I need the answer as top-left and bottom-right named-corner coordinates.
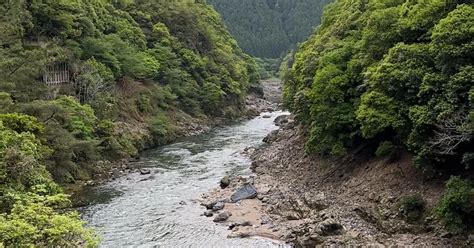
top-left (69, 80), bottom-right (281, 206)
top-left (201, 114), bottom-right (473, 247)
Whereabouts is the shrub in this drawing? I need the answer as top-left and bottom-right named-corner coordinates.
top-left (435, 176), bottom-right (474, 233)
top-left (0, 193), bottom-right (98, 247)
top-left (0, 93), bottom-right (13, 113)
top-left (375, 141), bottom-right (395, 157)
top-left (148, 112), bottom-right (177, 145)
top-left (0, 115), bottom-right (97, 247)
top-left (55, 96), bottom-right (97, 140)
top-left (397, 194), bottom-right (426, 223)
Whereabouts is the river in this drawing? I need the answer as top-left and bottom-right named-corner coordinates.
top-left (79, 111), bottom-right (288, 247)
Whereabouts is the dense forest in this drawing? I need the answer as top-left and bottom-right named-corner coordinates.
top-left (208, 0), bottom-right (331, 58)
top-left (0, 0), bottom-right (258, 246)
top-left (283, 0), bottom-right (474, 232)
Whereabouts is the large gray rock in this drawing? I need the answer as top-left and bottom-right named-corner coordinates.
top-left (212, 201), bottom-right (225, 211)
top-left (213, 211), bottom-right (231, 222)
top-left (274, 115), bottom-right (289, 126)
top-left (316, 219), bottom-right (344, 236)
top-left (220, 176), bottom-right (231, 189)
top-left (263, 130), bottom-right (279, 143)
top-left (231, 184), bottom-right (258, 202)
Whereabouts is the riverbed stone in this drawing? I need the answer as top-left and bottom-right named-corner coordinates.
top-left (316, 219), bottom-right (344, 236)
top-left (263, 130), bottom-right (279, 143)
top-left (213, 211), bottom-right (231, 222)
top-left (139, 168), bottom-right (151, 175)
top-left (274, 115), bottom-right (289, 126)
top-left (204, 210), bottom-right (213, 217)
top-left (220, 176), bottom-right (231, 189)
top-left (230, 184), bottom-right (258, 202)
top-left (212, 201), bottom-right (225, 211)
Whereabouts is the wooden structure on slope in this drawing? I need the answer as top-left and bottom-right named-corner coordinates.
top-left (43, 62), bottom-right (70, 85)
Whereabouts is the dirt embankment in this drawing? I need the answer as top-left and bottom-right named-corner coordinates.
top-left (201, 114), bottom-right (472, 247)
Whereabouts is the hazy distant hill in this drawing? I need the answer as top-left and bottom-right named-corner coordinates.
top-left (208, 0), bottom-right (331, 58)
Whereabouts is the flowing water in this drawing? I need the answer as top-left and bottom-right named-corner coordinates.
top-left (80, 111), bottom-right (289, 247)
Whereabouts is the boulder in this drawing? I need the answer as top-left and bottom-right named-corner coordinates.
top-left (263, 130), bottom-right (279, 143)
top-left (260, 215), bottom-right (272, 225)
top-left (468, 234), bottom-right (474, 244)
top-left (440, 231), bottom-right (452, 238)
top-left (212, 201), bottom-right (225, 211)
top-left (297, 234), bottom-right (324, 247)
top-left (274, 115), bottom-right (289, 126)
top-left (240, 221), bottom-right (252, 226)
top-left (213, 211), bottom-right (231, 222)
top-left (204, 210), bottom-right (213, 217)
top-left (201, 202), bottom-right (214, 210)
top-left (230, 184), bottom-right (258, 202)
top-left (220, 176), bottom-right (231, 189)
top-left (139, 168), bottom-right (151, 175)
top-left (249, 84), bottom-right (264, 97)
top-left (317, 219), bottom-right (344, 236)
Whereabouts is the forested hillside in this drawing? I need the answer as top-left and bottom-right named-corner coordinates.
top-left (208, 0), bottom-right (331, 58)
top-left (0, 0), bottom-right (258, 246)
top-left (283, 0), bottom-right (474, 231)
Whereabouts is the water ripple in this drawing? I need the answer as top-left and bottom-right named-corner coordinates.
top-left (80, 112), bottom-right (290, 247)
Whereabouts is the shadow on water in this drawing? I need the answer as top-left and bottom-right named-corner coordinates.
top-left (79, 111), bottom-right (290, 247)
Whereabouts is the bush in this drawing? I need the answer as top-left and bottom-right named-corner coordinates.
top-left (397, 194), bottom-right (426, 223)
top-left (375, 141), bottom-right (395, 157)
top-left (0, 193), bottom-right (98, 247)
top-left (435, 176), bottom-right (474, 233)
top-left (0, 115), bottom-right (97, 247)
top-left (148, 112), bottom-right (177, 145)
top-left (0, 93), bottom-right (13, 113)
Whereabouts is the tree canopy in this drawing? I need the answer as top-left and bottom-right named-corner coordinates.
top-left (283, 0), bottom-right (474, 173)
top-left (208, 0), bottom-right (332, 58)
top-left (0, 0), bottom-right (258, 246)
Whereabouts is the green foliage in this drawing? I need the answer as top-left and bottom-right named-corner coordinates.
top-left (284, 1), bottom-right (474, 171)
top-left (0, 113), bottom-right (44, 134)
top-left (435, 176), bottom-right (474, 233)
top-left (54, 96), bottom-right (97, 140)
top-left (0, 92), bottom-right (13, 113)
top-left (0, 114), bottom-right (50, 194)
top-left (375, 141), bottom-right (395, 157)
top-left (0, 193), bottom-right (98, 247)
top-left (1, 0), bottom-right (260, 246)
top-left (397, 194), bottom-right (426, 223)
top-left (0, 114), bottom-right (97, 247)
top-left (208, 0), bottom-right (332, 58)
top-left (255, 57), bottom-right (280, 79)
top-left (148, 112), bottom-right (178, 146)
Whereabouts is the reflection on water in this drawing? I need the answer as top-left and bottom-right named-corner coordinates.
top-left (80, 112), bottom-right (289, 247)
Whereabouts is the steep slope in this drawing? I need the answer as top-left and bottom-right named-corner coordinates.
top-left (208, 0), bottom-right (331, 58)
top-left (0, 0), bottom-right (258, 246)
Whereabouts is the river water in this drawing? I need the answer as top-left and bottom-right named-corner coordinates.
top-left (80, 111), bottom-right (288, 247)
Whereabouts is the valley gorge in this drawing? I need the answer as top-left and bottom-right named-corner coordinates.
top-left (0, 0), bottom-right (473, 247)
